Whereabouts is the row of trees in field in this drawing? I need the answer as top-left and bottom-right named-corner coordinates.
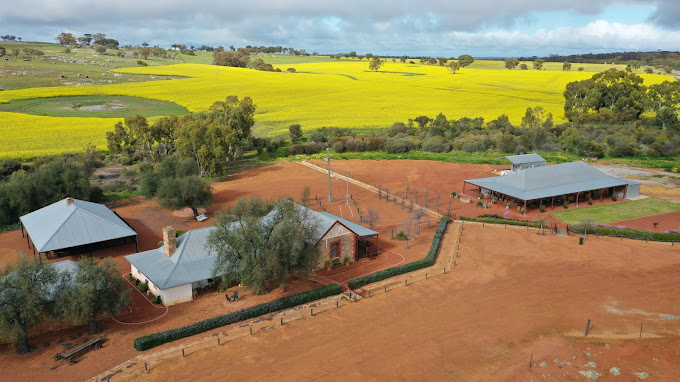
top-left (520, 51), bottom-right (680, 74)
top-left (0, 258), bottom-right (129, 354)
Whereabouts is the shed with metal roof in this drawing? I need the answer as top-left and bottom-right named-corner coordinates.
top-left (19, 197), bottom-right (137, 257)
top-left (464, 161), bottom-right (640, 211)
top-left (501, 153), bottom-right (546, 172)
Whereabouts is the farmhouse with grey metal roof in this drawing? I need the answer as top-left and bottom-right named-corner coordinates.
top-left (19, 197), bottom-right (137, 256)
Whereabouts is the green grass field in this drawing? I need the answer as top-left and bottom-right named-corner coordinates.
top-left (0, 44), bottom-right (675, 159)
top-left (0, 95), bottom-right (188, 118)
top-left (550, 198), bottom-right (680, 225)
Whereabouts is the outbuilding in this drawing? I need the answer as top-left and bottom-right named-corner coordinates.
top-left (19, 197), bottom-right (138, 258)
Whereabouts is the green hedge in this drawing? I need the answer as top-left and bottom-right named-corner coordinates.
top-left (459, 215), bottom-right (542, 228)
top-left (347, 217), bottom-right (450, 290)
top-left (571, 225), bottom-right (680, 242)
top-left (133, 283), bottom-right (342, 351)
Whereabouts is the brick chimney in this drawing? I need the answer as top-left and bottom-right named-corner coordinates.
top-left (162, 226), bottom-right (177, 257)
top-left (66, 197), bottom-right (74, 206)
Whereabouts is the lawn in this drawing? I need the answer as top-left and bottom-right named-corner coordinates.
top-left (0, 95), bottom-right (189, 118)
top-left (549, 198), bottom-right (680, 225)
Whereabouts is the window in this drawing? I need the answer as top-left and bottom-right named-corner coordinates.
top-left (331, 242), bottom-right (339, 258)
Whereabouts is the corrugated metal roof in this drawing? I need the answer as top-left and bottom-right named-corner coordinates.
top-left (502, 153), bottom-right (546, 165)
top-left (20, 198), bottom-right (137, 252)
top-left (126, 202), bottom-right (378, 290)
top-left (466, 161), bottom-right (637, 201)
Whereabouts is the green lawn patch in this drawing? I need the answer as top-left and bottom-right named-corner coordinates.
top-left (0, 95), bottom-right (189, 118)
top-left (550, 198), bottom-right (680, 225)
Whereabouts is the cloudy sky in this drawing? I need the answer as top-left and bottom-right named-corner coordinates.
top-left (2, 0), bottom-right (679, 57)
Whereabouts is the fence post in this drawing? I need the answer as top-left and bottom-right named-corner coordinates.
top-left (584, 319), bottom-right (591, 336)
top-left (384, 285), bottom-right (387, 292)
top-left (182, 348), bottom-right (185, 357)
top-left (444, 268), bottom-right (446, 274)
top-left (218, 337), bottom-right (221, 346)
top-left (640, 322), bottom-right (643, 338)
top-left (311, 308), bottom-right (314, 317)
top-left (336, 300), bottom-right (339, 309)
top-left (145, 362), bottom-right (148, 372)
top-left (405, 279), bottom-right (408, 286)
top-left (250, 326), bottom-right (253, 335)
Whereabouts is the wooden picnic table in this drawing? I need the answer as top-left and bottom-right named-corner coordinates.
top-left (54, 337), bottom-right (103, 364)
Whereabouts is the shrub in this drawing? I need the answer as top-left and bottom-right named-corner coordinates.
top-left (451, 192), bottom-right (458, 198)
top-left (612, 195), bottom-right (618, 201)
top-left (570, 224), bottom-right (680, 242)
top-left (539, 205), bottom-right (545, 213)
top-left (347, 217), bottom-right (450, 289)
top-left (286, 142), bottom-right (325, 155)
top-left (564, 200), bottom-right (569, 209)
top-left (460, 215), bottom-right (541, 228)
top-left (588, 198), bottom-right (593, 205)
top-left (332, 141), bottom-right (344, 153)
top-left (476, 201), bottom-right (483, 207)
top-left (137, 60), bottom-right (148, 66)
top-left (395, 231), bottom-right (408, 240)
top-left (286, 67), bottom-right (296, 73)
top-left (137, 282), bottom-right (148, 293)
top-left (422, 136), bottom-right (451, 153)
top-left (133, 284), bottom-right (342, 351)
top-left (152, 295), bottom-right (162, 304)
top-left (324, 259), bottom-right (332, 268)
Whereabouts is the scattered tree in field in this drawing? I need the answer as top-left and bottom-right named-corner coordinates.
top-left (348, 51), bottom-right (357, 59)
top-left (563, 62), bottom-right (572, 71)
top-left (400, 55), bottom-right (408, 63)
top-left (578, 67), bottom-right (584, 71)
top-left (458, 54), bottom-right (474, 67)
top-left (644, 67), bottom-right (653, 74)
top-left (140, 156), bottom-right (212, 217)
top-left (94, 45), bottom-right (107, 54)
top-left (447, 61), bottom-right (461, 74)
top-left (213, 50), bottom-right (249, 67)
top-left (138, 47), bottom-right (151, 59)
top-left (52, 258), bottom-right (130, 334)
top-left (208, 197), bottom-right (320, 294)
top-left (521, 106), bottom-right (553, 128)
top-left (289, 124), bottom-right (303, 143)
top-left (0, 260), bottom-right (57, 354)
top-left (533, 59), bottom-right (545, 70)
top-left (369, 57), bottom-right (384, 72)
top-left (364, 208), bottom-right (381, 230)
top-left (646, 81), bottom-right (680, 130)
top-left (299, 186), bottom-right (311, 207)
top-left (55, 33), bottom-right (76, 47)
top-left (437, 57), bottom-right (449, 66)
top-left (504, 58), bottom-right (519, 70)
top-left (519, 63), bottom-right (528, 70)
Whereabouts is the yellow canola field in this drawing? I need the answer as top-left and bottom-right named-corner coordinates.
top-left (0, 60), bottom-right (672, 159)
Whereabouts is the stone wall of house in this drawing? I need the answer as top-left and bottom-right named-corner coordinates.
top-left (315, 232), bottom-right (356, 269)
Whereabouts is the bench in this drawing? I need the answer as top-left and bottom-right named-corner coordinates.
top-left (54, 337), bottom-right (103, 364)
top-left (226, 291), bottom-right (239, 302)
top-left (196, 214), bottom-right (208, 222)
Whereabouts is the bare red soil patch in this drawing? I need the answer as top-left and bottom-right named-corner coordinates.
top-left (130, 224), bottom-right (680, 382)
top-left (609, 210), bottom-right (680, 232)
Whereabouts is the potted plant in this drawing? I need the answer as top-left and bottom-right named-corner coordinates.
top-left (478, 193), bottom-right (483, 200)
top-left (612, 195), bottom-right (618, 202)
top-left (588, 197), bottom-right (593, 205)
top-left (564, 200), bottom-right (569, 209)
top-left (324, 259), bottom-right (333, 270)
top-left (477, 200), bottom-right (484, 207)
top-left (491, 198), bottom-right (497, 205)
top-left (539, 204), bottom-right (545, 213)
top-left (451, 192), bottom-right (458, 198)
top-left (506, 203), bottom-right (510, 209)
top-left (342, 256), bottom-right (351, 266)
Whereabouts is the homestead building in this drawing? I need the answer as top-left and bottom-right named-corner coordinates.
top-left (125, 202), bottom-right (378, 305)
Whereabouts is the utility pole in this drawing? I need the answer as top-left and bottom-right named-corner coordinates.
top-left (346, 171), bottom-right (351, 205)
top-left (327, 148), bottom-right (332, 202)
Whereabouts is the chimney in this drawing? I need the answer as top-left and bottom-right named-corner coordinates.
top-left (162, 226), bottom-right (177, 257)
top-left (66, 197), bottom-right (74, 206)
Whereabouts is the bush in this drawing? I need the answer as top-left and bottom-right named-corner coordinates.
top-left (137, 60), bottom-right (148, 66)
top-left (564, 200), bottom-right (569, 209)
top-left (137, 282), bottom-right (148, 293)
top-left (152, 295), bottom-right (162, 304)
top-left (476, 201), bottom-right (483, 207)
top-left (286, 67), bottom-right (296, 73)
top-left (612, 195), bottom-right (618, 201)
top-left (395, 231), bottom-right (408, 240)
top-left (286, 142), bottom-right (325, 155)
top-left (422, 136), bottom-right (451, 153)
top-left (539, 205), bottom-right (545, 213)
top-left (332, 141), bottom-right (344, 153)
top-left (571, 224), bottom-right (680, 242)
top-left (347, 217), bottom-right (450, 289)
top-left (588, 198), bottom-right (593, 205)
top-left (460, 215), bottom-right (541, 228)
top-left (134, 284), bottom-right (342, 351)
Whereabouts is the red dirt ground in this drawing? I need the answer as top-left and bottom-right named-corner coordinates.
top-left (0, 161), bottom-right (433, 382)
top-left (308, 159), bottom-right (628, 229)
top-left (608, 210), bottom-right (680, 233)
top-left (129, 224), bottom-right (680, 382)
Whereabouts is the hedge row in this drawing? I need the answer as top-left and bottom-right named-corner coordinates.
top-left (570, 225), bottom-right (680, 242)
top-left (133, 283), bottom-right (342, 351)
top-left (347, 217), bottom-right (450, 289)
top-left (459, 215), bottom-right (542, 228)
